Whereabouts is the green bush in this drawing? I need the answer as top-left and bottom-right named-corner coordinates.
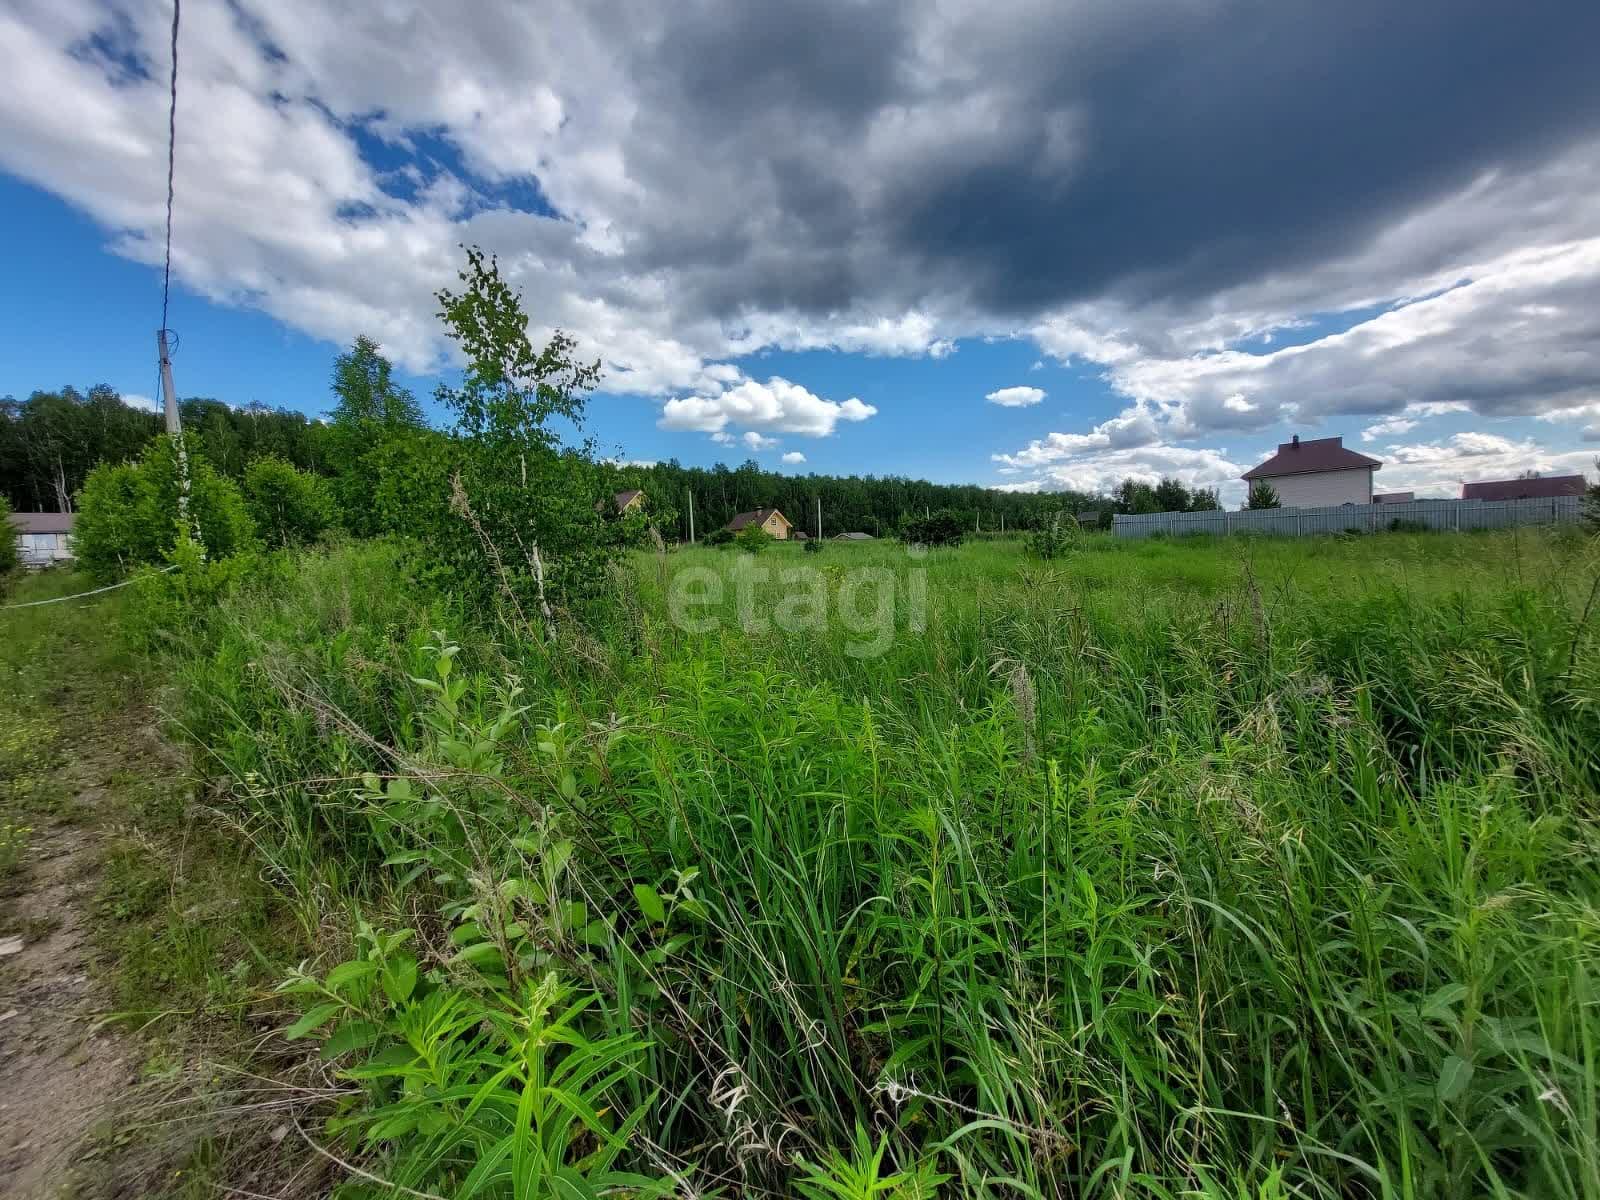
top-left (0, 496), bottom-right (18, 582)
top-left (1026, 508), bottom-right (1079, 559)
top-left (734, 523), bottom-right (775, 554)
top-left (242, 455), bottom-right (337, 549)
top-left (73, 435), bottom-right (256, 581)
top-left (803, 536), bottom-right (823, 554)
top-left (900, 508), bottom-right (964, 547)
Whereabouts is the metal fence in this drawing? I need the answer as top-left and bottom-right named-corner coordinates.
top-left (1113, 495), bottom-right (1584, 540)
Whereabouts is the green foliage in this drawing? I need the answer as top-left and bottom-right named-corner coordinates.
top-left (803, 536), bottom-right (824, 554)
top-left (1, 385), bottom-right (159, 511)
top-left (126, 525), bottom-right (1600, 1197)
top-left (0, 495), bottom-right (18, 580)
top-left (431, 246), bottom-right (613, 618)
top-left (279, 929), bottom-right (666, 1200)
top-left (900, 508), bottom-right (964, 546)
top-left (326, 336), bottom-right (429, 536)
top-left (72, 435), bottom-right (256, 581)
top-left (1026, 507), bottom-right (1080, 559)
top-left (242, 455), bottom-right (337, 549)
top-left (734, 523), bottom-right (775, 554)
top-left (1246, 479), bottom-right (1281, 509)
top-left (701, 527), bottom-right (733, 547)
top-left (1585, 462), bottom-right (1599, 531)
top-left (1188, 485), bottom-right (1222, 511)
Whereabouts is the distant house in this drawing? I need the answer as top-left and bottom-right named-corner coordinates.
top-left (726, 507), bottom-right (792, 540)
top-left (8, 511), bottom-right (75, 567)
top-left (1075, 511), bottom-right (1101, 527)
top-left (1461, 475), bottom-right (1586, 501)
top-left (1374, 491), bottom-right (1414, 504)
top-left (597, 488), bottom-right (646, 516)
top-left (790, 530), bottom-right (809, 541)
top-left (1242, 435), bottom-right (1380, 506)
top-left (832, 531), bottom-right (874, 541)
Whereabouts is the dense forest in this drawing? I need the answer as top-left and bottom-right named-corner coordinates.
top-left (3, 347), bottom-right (1223, 538)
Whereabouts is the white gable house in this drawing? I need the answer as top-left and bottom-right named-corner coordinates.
top-left (1241, 435), bottom-right (1381, 506)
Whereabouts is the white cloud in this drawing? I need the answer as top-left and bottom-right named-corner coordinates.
top-left (742, 431), bottom-right (779, 450)
top-left (122, 392), bottom-right (159, 412)
top-left (992, 406), bottom-right (1160, 468)
top-left (985, 385), bottom-right (1046, 408)
top-left (781, 451), bottom-right (807, 464)
top-left (659, 376), bottom-right (876, 437)
top-left (1361, 400), bottom-right (1469, 441)
top-left (1368, 432), bottom-right (1596, 496)
top-left (1006, 444), bottom-right (1245, 499)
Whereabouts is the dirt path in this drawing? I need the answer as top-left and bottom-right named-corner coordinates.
top-left (0, 799), bottom-right (136, 1198)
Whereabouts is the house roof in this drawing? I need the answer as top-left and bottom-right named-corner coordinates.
top-left (726, 507), bottom-right (787, 531)
top-left (613, 489), bottom-right (643, 509)
top-left (1374, 492), bottom-right (1414, 503)
top-left (7, 511), bottom-right (75, 534)
top-left (1242, 436), bottom-right (1380, 481)
top-left (833, 531), bottom-right (873, 540)
top-left (1460, 475), bottom-right (1587, 501)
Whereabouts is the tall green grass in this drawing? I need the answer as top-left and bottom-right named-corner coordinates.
top-left (140, 529), bottom-right (1600, 1197)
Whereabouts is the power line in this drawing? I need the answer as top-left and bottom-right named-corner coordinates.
top-left (161, 0), bottom-right (180, 336)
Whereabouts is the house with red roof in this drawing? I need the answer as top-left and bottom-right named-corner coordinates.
top-left (1241, 435), bottom-right (1380, 507)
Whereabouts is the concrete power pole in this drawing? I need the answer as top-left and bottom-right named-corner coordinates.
top-left (157, 328), bottom-right (203, 554)
top-left (816, 496), bottom-right (822, 540)
top-left (157, 329), bottom-right (181, 436)
top-left (688, 490), bottom-right (695, 544)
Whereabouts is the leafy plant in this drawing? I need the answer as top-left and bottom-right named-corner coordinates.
top-left (900, 508), bottom-right (964, 547)
top-left (1026, 508), bottom-right (1079, 559)
top-left (242, 455), bottom-right (338, 549)
top-left (72, 435), bottom-right (256, 580)
top-left (0, 495), bottom-right (18, 581)
top-left (280, 926), bottom-right (667, 1199)
top-left (734, 523), bottom-right (775, 554)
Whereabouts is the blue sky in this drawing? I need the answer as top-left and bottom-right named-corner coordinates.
top-left (3, 0), bottom-right (1598, 504)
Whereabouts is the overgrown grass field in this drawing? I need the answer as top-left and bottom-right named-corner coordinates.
top-left (116, 527), bottom-right (1600, 1197)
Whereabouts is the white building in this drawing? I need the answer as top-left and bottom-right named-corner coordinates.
top-left (7, 511), bottom-right (76, 567)
top-left (1241, 436), bottom-right (1380, 507)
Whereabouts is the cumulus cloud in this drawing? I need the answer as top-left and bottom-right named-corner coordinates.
top-left (122, 392), bottom-right (159, 412)
top-left (781, 451), bottom-right (807, 464)
top-left (985, 386), bottom-right (1045, 408)
top-left (742, 431), bottom-right (779, 450)
top-left (1361, 401), bottom-right (1469, 442)
top-left (658, 376), bottom-right (876, 437)
top-left (1375, 432), bottom-right (1597, 496)
top-left (1008, 445), bottom-right (1245, 499)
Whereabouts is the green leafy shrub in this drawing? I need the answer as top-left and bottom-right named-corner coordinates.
top-left (701, 527), bottom-right (733, 547)
top-left (1026, 508), bottom-right (1079, 560)
top-left (242, 455), bottom-right (338, 549)
top-left (0, 495), bottom-right (18, 582)
top-left (279, 924), bottom-right (667, 1199)
top-left (73, 435), bottom-right (256, 580)
top-left (734, 523), bottom-right (774, 554)
top-left (803, 536), bottom-right (823, 554)
top-left (900, 508), bottom-right (964, 547)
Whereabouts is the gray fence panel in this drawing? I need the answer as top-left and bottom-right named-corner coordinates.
top-left (1113, 495), bottom-right (1582, 539)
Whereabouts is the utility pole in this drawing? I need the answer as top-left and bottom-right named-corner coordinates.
top-left (688, 490), bottom-right (695, 544)
top-left (816, 496), bottom-right (822, 540)
top-left (157, 328), bottom-right (203, 553)
top-left (157, 329), bottom-right (181, 436)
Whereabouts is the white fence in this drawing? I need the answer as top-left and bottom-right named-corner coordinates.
top-left (1113, 495), bottom-right (1584, 540)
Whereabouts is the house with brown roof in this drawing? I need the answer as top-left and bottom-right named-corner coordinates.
top-left (1460, 475), bottom-right (1586, 501)
top-left (1241, 435), bottom-right (1380, 507)
top-left (7, 511), bottom-right (75, 567)
top-left (726, 507), bottom-right (792, 540)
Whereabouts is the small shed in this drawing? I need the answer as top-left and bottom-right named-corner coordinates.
top-left (8, 511), bottom-right (76, 567)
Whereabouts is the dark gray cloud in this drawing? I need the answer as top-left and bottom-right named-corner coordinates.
top-left (612, 0), bottom-right (1600, 320)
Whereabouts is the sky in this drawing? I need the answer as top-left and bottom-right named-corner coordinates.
top-left (2, 0), bottom-right (1599, 506)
